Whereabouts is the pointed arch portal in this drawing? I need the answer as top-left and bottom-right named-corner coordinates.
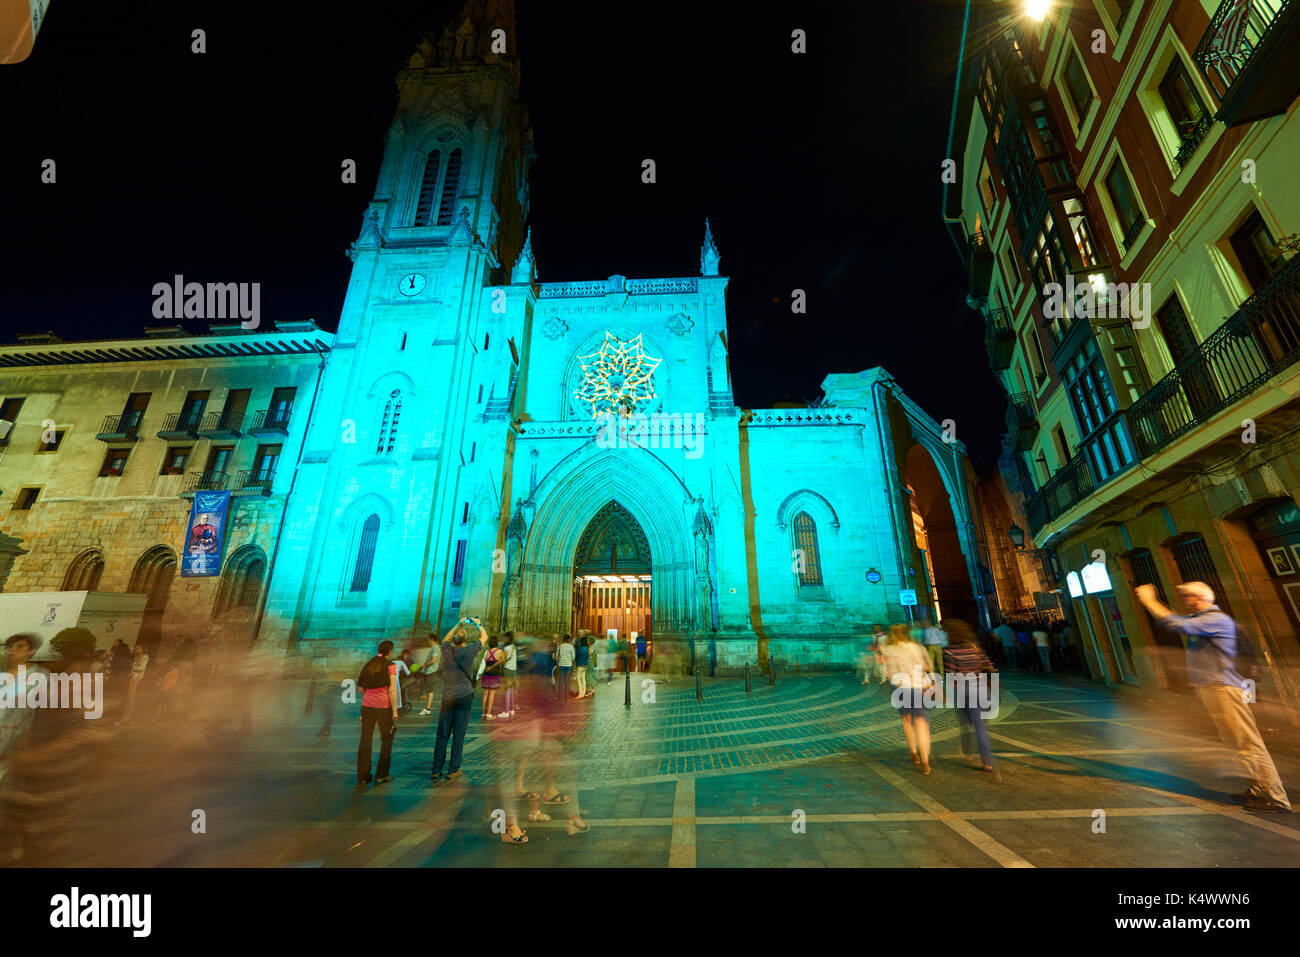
top-left (572, 501), bottom-right (653, 638)
top-left (521, 448), bottom-right (694, 638)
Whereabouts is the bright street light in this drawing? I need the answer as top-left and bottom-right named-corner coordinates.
top-left (1026, 0), bottom-right (1052, 20)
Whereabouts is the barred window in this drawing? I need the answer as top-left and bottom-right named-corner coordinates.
top-left (350, 514), bottom-right (381, 593)
top-left (453, 539), bottom-right (468, 584)
top-left (416, 150), bottom-right (442, 225)
top-left (376, 390), bottom-right (402, 455)
top-left (792, 511), bottom-right (823, 586)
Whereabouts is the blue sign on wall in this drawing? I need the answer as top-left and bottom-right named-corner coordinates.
top-left (899, 589), bottom-right (917, 606)
top-left (181, 490), bottom-right (232, 577)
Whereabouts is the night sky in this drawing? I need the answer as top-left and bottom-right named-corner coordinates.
top-left (0, 0), bottom-right (1007, 463)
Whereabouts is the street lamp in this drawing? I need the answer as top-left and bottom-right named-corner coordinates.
top-left (1026, 0), bottom-right (1052, 21)
top-left (1008, 523), bottom-right (1026, 551)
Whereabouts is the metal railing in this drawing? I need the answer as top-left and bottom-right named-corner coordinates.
top-left (200, 409), bottom-right (245, 433)
top-left (247, 408), bottom-right (292, 432)
top-left (1193, 0), bottom-right (1291, 101)
top-left (985, 308), bottom-right (1015, 370)
top-left (1173, 112), bottom-right (1215, 173)
top-left (1029, 253), bottom-right (1300, 532)
top-left (183, 470), bottom-right (228, 493)
top-left (233, 468), bottom-right (275, 494)
top-left (159, 411), bottom-right (204, 434)
top-left (96, 411), bottom-right (144, 439)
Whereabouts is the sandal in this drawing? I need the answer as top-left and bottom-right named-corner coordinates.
top-left (501, 830), bottom-right (529, 845)
top-left (566, 818), bottom-right (590, 835)
top-left (516, 791), bottom-right (540, 801)
top-left (541, 792), bottom-right (571, 805)
top-left (528, 810), bottom-right (552, 822)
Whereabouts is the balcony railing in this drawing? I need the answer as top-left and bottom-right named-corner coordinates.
top-left (232, 469), bottom-right (275, 495)
top-left (95, 411), bottom-right (144, 442)
top-left (985, 308), bottom-right (1016, 370)
top-left (1028, 252), bottom-right (1300, 533)
top-left (199, 409), bottom-right (245, 437)
top-left (1006, 392), bottom-right (1039, 452)
top-left (157, 410), bottom-right (204, 438)
top-left (247, 408), bottom-right (292, 435)
top-left (1193, 0), bottom-right (1298, 126)
top-left (181, 470), bottom-right (228, 496)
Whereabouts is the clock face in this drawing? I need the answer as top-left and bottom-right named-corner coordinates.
top-left (398, 273), bottom-right (426, 297)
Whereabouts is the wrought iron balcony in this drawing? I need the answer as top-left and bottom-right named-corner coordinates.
top-left (198, 409), bottom-right (244, 439)
top-left (95, 411), bottom-right (144, 442)
top-left (247, 408), bottom-right (292, 436)
top-left (1129, 251), bottom-right (1300, 457)
top-left (1027, 252), bottom-right (1300, 535)
top-left (1173, 112), bottom-right (1215, 173)
top-left (985, 308), bottom-right (1016, 370)
top-left (180, 470), bottom-right (228, 496)
top-left (232, 468), bottom-right (274, 496)
top-left (156, 410), bottom-right (204, 440)
top-left (1194, 0), bottom-right (1299, 127)
top-left (1006, 392), bottom-right (1039, 453)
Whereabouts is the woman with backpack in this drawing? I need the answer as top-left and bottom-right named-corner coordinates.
top-left (356, 640), bottom-right (399, 786)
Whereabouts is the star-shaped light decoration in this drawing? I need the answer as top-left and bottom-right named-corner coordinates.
top-left (573, 332), bottom-right (661, 418)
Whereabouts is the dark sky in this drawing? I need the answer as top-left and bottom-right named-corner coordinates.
top-left (0, 0), bottom-right (1007, 462)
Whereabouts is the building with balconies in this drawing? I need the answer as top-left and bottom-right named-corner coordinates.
top-left (946, 0), bottom-right (1300, 701)
top-left (0, 322), bottom-right (330, 653)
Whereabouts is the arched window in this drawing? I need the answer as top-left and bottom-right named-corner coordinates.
top-left (213, 548), bottom-right (266, 617)
top-left (350, 514), bottom-right (381, 593)
top-left (792, 511), bottom-right (823, 586)
top-left (415, 150), bottom-right (442, 225)
top-left (436, 149), bottom-right (462, 226)
top-left (376, 389), bottom-right (402, 455)
top-left (62, 550), bottom-right (105, 591)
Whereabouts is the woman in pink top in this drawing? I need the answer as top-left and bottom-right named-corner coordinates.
top-left (357, 640), bottom-right (399, 785)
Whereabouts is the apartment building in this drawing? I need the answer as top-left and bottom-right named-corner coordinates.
top-left (945, 0), bottom-right (1300, 698)
top-left (0, 322), bottom-right (331, 654)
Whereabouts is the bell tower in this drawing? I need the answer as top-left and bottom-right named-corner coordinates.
top-left (264, 0), bottom-right (536, 648)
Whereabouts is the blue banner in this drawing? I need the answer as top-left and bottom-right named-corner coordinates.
top-left (180, 490), bottom-right (231, 577)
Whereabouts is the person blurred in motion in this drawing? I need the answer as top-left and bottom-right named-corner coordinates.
top-left (356, 640), bottom-right (399, 786)
top-left (943, 620), bottom-right (999, 777)
top-left (500, 633), bottom-right (519, 717)
top-left (478, 636), bottom-right (505, 719)
top-left (431, 618), bottom-right (483, 784)
top-left (1014, 623), bottom-right (1031, 669)
top-left (1032, 624), bottom-right (1052, 673)
top-left (1134, 582), bottom-right (1291, 813)
top-left (105, 639), bottom-right (133, 721)
top-left (881, 623), bottom-right (937, 774)
top-left (572, 632), bottom-right (590, 699)
top-left (392, 647), bottom-right (414, 715)
top-left (0, 633), bottom-right (43, 785)
top-left (555, 634), bottom-right (575, 700)
top-left (116, 641), bottom-right (150, 725)
top-left (635, 632), bottom-right (648, 672)
top-left (417, 635), bottom-right (441, 716)
top-left (605, 631), bottom-right (618, 682)
top-left (872, 624), bottom-right (889, 684)
top-left (582, 631), bottom-right (598, 697)
top-left (993, 620), bottom-right (1017, 671)
top-left (921, 617), bottom-right (947, 676)
top-left (150, 655), bottom-right (182, 723)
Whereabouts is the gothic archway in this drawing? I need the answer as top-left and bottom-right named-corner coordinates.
top-left (904, 444), bottom-right (978, 625)
top-left (129, 545), bottom-right (177, 656)
top-left (572, 501), bottom-right (653, 639)
top-left (521, 447), bottom-right (693, 637)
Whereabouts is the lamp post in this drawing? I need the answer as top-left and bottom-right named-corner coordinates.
top-left (1008, 523), bottom-right (1026, 551)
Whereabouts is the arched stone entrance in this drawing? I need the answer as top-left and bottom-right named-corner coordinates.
top-left (572, 501), bottom-right (653, 639)
top-left (520, 447), bottom-right (694, 637)
top-left (904, 444), bottom-right (980, 625)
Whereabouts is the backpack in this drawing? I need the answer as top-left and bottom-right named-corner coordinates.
top-left (483, 648), bottom-right (504, 676)
top-left (357, 655), bottom-right (390, 690)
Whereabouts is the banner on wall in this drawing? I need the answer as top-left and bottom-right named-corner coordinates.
top-left (180, 490), bottom-right (231, 577)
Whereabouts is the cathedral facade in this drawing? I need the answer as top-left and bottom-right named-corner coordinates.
top-left (0, 3), bottom-right (990, 671)
top-left (253, 5), bottom-right (989, 670)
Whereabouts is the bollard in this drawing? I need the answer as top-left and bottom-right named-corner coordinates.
top-left (769, 657), bottom-right (776, 687)
top-left (695, 668), bottom-right (703, 701)
top-left (795, 659), bottom-right (800, 674)
top-left (624, 667), bottom-right (631, 708)
top-left (745, 663), bottom-right (751, 695)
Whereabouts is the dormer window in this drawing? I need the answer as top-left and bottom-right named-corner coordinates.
top-left (415, 147), bottom-right (464, 226)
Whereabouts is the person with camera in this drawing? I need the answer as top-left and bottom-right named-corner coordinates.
top-left (430, 616), bottom-right (486, 784)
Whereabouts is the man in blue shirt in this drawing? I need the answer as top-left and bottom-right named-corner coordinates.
top-left (1134, 581), bottom-right (1290, 813)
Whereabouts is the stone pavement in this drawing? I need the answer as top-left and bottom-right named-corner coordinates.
top-left (57, 671), bottom-right (1300, 867)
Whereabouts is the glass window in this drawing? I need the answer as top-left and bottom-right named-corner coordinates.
top-left (792, 512), bottom-right (823, 587)
top-left (1104, 159), bottom-right (1144, 249)
top-left (161, 447), bottom-right (191, 475)
top-left (1230, 210), bottom-right (1284, 291)
top-left (36, 429), bottom-right (65, 453)
top-left (350, 515), bottom-right (381, 593)
top-left (100, 448), bottom-right (129, 476)
top-left (1158, 57), bottom-right (1208, 130)
top-left (1062, 49), bottom-right (1092, 120)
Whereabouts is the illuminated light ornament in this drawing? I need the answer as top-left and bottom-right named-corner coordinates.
top-left (573, 332), bottom-right (661, 418)
top-left (1026, 0), bottom-right (1052, 20)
